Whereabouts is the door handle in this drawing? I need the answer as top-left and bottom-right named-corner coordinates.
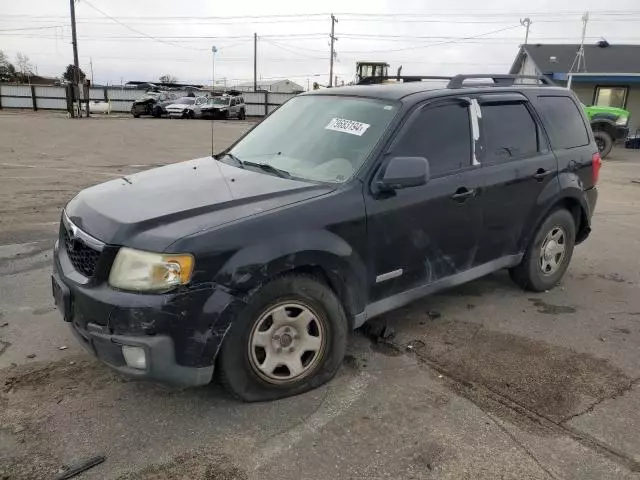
top-left (533, 168), bottom-right (553, 181)
top-left (451, 187), bottom-right (475, 202)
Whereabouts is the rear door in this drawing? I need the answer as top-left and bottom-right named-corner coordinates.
top-left (365, 98), bottom-right (483, 300)
top-left (474, 94), bottom-right (558, 264)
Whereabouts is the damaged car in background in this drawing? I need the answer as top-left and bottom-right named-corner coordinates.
top-left (52, 74), bottom-right (600, 402)
top-left (165, 96), bottom-right (209, 119)
top-left (201, 94), bottom-right (246, 120)
top-left (130, 91), bottom-right (178, 118)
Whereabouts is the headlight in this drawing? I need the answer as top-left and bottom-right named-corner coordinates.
top-left (616, 115), bottom-right (629, 126)
top-left (108, 247), bottom-right (194, 292)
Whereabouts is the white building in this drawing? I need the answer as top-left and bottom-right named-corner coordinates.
top-left (233, 79), bottom-right (304, 93)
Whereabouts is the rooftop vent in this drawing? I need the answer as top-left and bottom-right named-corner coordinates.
top-left (550, 56), bottom-right (558, 63)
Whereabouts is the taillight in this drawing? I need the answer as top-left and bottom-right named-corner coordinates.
top-left (592, 152), bottom-right (602, 185)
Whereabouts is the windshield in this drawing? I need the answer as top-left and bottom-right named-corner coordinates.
top-left (175, 97), bottom-right (195, 105)
top-left (227, 95), bottom-right (398, 183)
top-left (211, 97), bottom-right (230, 106)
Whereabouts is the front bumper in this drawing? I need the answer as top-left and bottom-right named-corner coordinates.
top-left (613, 125), bottom-right (630, 141)
top-left (52, 235), bottom-right (244, 387)
top-left (68, 316), bottom-right (213, 387)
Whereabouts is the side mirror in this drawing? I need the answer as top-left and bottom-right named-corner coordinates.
top-left (377, 156), bottom-right (430, 191)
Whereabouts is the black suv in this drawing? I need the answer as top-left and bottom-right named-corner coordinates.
top-left (52, 74), bottom-right (600, 402)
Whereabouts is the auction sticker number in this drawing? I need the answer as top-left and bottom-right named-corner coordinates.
top-left (325, 118), bottom-right (370, 136)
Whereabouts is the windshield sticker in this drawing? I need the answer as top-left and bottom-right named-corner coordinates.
top-left (325, 118), bottom-right (371, 136)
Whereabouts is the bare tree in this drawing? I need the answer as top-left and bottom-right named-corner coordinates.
top-left (15, 52), bottom-right (33, 82)
top-left (159, 74), bottom-right (178, 84)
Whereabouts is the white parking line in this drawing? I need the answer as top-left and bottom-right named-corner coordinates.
top-left (251, 372), bottom-right (370, 470)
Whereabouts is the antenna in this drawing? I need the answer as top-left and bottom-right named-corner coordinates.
top-left (211, 45), bottom-right (217, 158)
top-left (569, 12), bottom-right (589, 74)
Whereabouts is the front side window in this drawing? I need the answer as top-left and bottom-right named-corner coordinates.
top-left (594, 86), bottom-right (628, 108)
top-left (536, 96), bottom-right (590, 150)
top-left (227, 95), bottom-right (398, 183)
top-left (481, 103), bottom-right (538, 163)
top-left (392, 102), bottom-right (471, 178)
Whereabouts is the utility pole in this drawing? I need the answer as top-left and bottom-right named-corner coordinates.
top-left (520, 18), bottom-right (532, 45)
top-left (69, 0), bottom-right (80, 117)
top-left (89, 57), bottom-right (94, 85)
top-left (329, 14), bottom-right (338, 87)
top-left (253, 33), bottom-right (258, 92)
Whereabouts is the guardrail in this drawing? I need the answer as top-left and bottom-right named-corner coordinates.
top-left (0, 84), bottom-right (298, 116)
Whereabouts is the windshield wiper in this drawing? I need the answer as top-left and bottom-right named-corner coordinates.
top-left (243, 161), bottom-right (291, 179)
top-left (215, 152), bottom-right (290, 178)
top-left (215, 152), bottom-right (245, 168)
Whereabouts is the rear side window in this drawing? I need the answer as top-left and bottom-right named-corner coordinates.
top-left (393, 102), bottom-right (471, 177)
top-left (536, 96), bottom-right (590, 149)
top-left (481, 103), bottom-right (538, 163)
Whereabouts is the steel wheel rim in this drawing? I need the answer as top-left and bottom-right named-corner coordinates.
top-left (596, 137), bottom-right (605, 153)
top-left (539, 226), bottom-right (567, 276)
top-left (248, 302), bottom-right (326, 384)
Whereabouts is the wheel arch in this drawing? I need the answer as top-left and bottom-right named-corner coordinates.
top-left (520, 189), bottom-right (591, 252)
top-left (213, 231), bottom-right (368, 329)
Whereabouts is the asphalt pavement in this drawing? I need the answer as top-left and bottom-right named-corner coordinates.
top-left (1, 112), bottom-right (640, 479)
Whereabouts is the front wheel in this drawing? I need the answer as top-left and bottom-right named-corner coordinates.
top-left (218, 275), bottom-right (347, 402)
top-left (593, 130), bottom-right (613, 159)
top-left (510, 208), bottom-right (576, 292)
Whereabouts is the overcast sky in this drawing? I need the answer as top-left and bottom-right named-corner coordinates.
top-left (2, 0), bottom-right (640, 88)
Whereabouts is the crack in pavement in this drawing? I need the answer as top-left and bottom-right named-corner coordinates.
top-left (372, 337), bottom-right (640, 473)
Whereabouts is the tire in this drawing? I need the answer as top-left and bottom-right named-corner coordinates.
top-left (593, 130), bottom-right (613, 159)
top-left (238, 109), bottom-right (246, 120)
top-left (188, 110), bottom-right (195, 119)
top-left (509, 208), bottom-right (576, 292)
top-left (224, 110), bottom-right (229, 120)
top-left (152, 107), bottom-right (162, 118)
top-left (132, 113), bottom-right (140, 118)
top-left (218, 275), bottom-right (348, 402)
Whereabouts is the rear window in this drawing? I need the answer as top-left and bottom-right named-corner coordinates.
top-left (481, 103), bottom-right (538, 162)
top-left (536, 96), bottom-right (590, 149)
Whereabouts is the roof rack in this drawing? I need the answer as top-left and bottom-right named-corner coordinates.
top-left (447, 74), bottom-right (555, 89)
top-left (357, 75), bottom-right (451, 85)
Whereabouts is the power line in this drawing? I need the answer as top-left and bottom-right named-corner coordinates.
top-left (80, 0), bottom-right (209, 51)
top-left (0, 25), bottom-right (63, 32)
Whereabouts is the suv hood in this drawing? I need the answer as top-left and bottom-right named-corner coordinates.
top-left (65, 157), bottom-right (333, 251)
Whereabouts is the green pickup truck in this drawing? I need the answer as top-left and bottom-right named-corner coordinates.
top-left (583, 104), bottom-right (631, 158)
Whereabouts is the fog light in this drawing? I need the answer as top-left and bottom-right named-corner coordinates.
top-left (122, 345), bottom-right (147, 369)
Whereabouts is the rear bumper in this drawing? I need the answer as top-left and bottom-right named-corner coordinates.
top-left (577, 186), bottom-right (598, 244)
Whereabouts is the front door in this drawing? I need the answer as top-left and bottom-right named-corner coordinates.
top-left (473, 95), bottom-right (559, 264)
top-left (365, 99), bottom-right (483, 301)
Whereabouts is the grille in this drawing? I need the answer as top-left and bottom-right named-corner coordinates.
top-left (62, 226), bottom-right (101, 277)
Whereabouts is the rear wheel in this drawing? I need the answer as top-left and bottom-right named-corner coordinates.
top-left (238, 109), bottom-right (246, 120)
top-left (509, 208), bottom-right (576, 292)
top-left (132, 112), bottom-right (140, 118)
top-left (152, 106), bottom-right (162, 118)
top-left (593, 130), bottom-right (613, 159)
top-left (218, 275), bottom-right (347, 402)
